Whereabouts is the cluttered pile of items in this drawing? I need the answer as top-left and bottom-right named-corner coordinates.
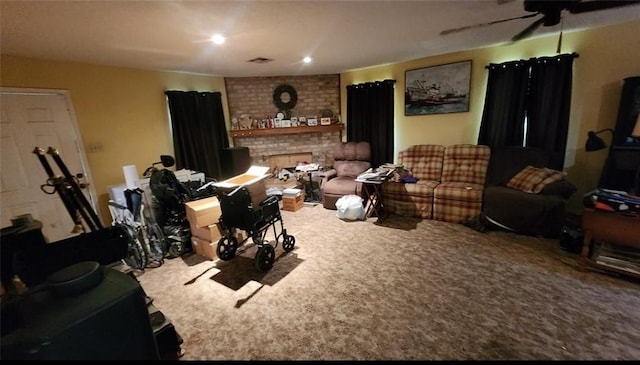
top-left (583, 188), bottom-right (640, 216)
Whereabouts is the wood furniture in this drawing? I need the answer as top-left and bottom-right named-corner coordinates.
top-left (358, 179), bottom-right (386, 219)
top-left (355, 173), bottom-right (393, 219)
top-left (282, 194), bottom-right (303, 212)
top-left (580, 208), bottom-right (640, 279)
top-left (230, 124), bottom-right (343, 144)
top-left (268, 153), bottom-right (312, 171)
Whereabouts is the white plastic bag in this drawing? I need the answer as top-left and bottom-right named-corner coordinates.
top-left (335, 194), bottom-right (365, 221)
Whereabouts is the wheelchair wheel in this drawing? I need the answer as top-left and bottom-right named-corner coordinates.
top-left (216, 235), bottom-right (238, 261)
top-left (282, 233), bottom-right (296, 252)
top-left (122, 224), bottom-right (149, 270)
top-left (254, 244), bottom-right (275, 272)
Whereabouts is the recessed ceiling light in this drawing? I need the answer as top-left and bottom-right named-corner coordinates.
top-left (303, 56), bottom-right (312, 63)
top-left (210, 34), bottom-right (225, 45)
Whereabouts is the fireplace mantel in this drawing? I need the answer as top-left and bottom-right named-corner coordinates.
top-left (230, 124), bottom-right (343, 143)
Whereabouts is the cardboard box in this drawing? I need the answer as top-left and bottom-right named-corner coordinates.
top-left (282, 194), bottom-right (303, 212)
top-left (189, 222), bottom-right (224, 242)
top-left (191, 236), bottom-right (204, 255)
top-left (185, 196), bottom-right (222, 228)
top-left (191, 236), bottom-right (216, 261)
top-left (214, 165), bottom-right (270, 210)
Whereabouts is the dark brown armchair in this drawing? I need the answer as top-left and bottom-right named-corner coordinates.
top-left (482, 146), bottom-right (577, 238)
top-left (319, 142), bottom-right (371, 210)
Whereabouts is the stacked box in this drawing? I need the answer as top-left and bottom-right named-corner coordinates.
top-left (184, 196), bottom-right (223, 260)
top-left (185, 197), bottom-right (221, 228)
top-left (191, 236), bottom-right (217, 261)
top-left (190, 223), bottom-right (223, 243)
top-left (282, 188), bottom-right (303, 212)
top-left (213, 166), bottom-right (270, 211)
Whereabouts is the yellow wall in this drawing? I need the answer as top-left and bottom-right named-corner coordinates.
top-left (2, 20), bottom-right (639, 222)
top-left (341, 20), bottom-right (640, 213)
top-left (1, 56), bottom-right (228, 222)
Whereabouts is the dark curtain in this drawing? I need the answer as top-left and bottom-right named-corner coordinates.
top-left (478, 53), bottom-right (577, 169)
top-left (165, 90), bottom-right (229, 180)
top-left (477, 60), bottom-right (530, 148)
top-left (526, 54), bottom-right (576, 170)
top-left (346, 79), bottom-right (396, 167)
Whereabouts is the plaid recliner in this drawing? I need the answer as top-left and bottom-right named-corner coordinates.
top-left (433, 144), bottom-right (491, 223)
top-left (382, 145), bottom-right (445, 219)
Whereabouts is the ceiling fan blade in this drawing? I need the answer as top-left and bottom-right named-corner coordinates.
top-left (567, 0), bottom-right (640, 14)
top-left (440, 12), bottom-right (539, 36)
top-left (511, 16), bottom-right (545, 42)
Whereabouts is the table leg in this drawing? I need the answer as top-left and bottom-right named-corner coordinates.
top-left (371, 184), bottom-right (387, 219)
top-left (579, 230), bottom-right (592, 269)
top-left (303, 171), bottom-right (321, 203)
top-left (362, 183), bottom-right (386, 219)
top-left (362, 184), bottom-right (375, 218)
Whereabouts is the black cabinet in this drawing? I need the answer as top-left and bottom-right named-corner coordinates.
top-left (612, 76), bottom-right (640, 146)
top-left (601, 76), bottom-right (640, 193)
top-left (220, 147), bottom-right (251, 180)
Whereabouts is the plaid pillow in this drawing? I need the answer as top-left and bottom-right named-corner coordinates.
top-left (532, 168), bottom-right (567, 193)
top-left (506, 166), bottom-right (550, 193)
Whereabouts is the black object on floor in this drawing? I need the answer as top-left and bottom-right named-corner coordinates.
top-left (1, 263), bottom-right (160, 360)
top-left (148, 303), bottom-right (184, 360)
top-left (559, 225), bottom-right (584, 254)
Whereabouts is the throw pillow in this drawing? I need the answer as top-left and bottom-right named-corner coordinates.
top-left (532, 168), bottom-right (567, 193)
top-left (506, 165), bottom-right (551, 193)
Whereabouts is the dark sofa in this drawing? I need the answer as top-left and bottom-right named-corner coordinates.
top-left (482, 146), bottom-right (577, 238)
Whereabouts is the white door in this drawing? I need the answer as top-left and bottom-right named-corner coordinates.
top-left (0, 88), bottom-right (99, 242)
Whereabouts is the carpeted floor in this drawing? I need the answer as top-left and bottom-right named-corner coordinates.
top-left (135, 204), bottom-right (640, 360)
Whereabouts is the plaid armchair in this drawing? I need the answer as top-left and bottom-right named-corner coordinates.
top-left (433, 144), bottom-right (491, 223)
top-left (482, 146), bottom-right (576, 238)
top-left (382, 145), bottom-right (445, 219)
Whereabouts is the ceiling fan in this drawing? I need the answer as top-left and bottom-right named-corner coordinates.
top-left (441, 0), bottom-right (640, 43)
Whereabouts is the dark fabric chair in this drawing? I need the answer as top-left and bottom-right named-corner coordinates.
top-left (482, 146), bottom-right (577, 238)
top-left (320, 142), bottom-right (371, 210)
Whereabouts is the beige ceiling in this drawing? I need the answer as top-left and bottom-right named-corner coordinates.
top-left (1, 0), bottom-right (639, 77)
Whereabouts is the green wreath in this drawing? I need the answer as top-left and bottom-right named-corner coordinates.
top-left (273, 84), bottom-right (298, 111)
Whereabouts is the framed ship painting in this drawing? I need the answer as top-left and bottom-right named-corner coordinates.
top-left (405, 60), bottom-right (471, 116)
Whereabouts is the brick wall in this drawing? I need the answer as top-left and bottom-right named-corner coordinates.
top-left (226, 74), bottom-right (341, 166)
top-left (234, 131), bottom-right (341, 168)
top-left (226, 74), bottom-right (340, 120)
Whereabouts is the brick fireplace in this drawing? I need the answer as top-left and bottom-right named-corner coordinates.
top-left (233, 130), bottom-right (342, 169)
top-left (225, 74), bottom-right (342, 169)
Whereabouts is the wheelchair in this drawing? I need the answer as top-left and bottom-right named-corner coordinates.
top-left (215, 186), bottom-right (295, 272)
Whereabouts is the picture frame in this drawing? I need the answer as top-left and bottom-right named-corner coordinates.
top-left (307, 118), bottom-right (318, 126)
top-left (320, 117), bottom-right (331, 125)
top-left (405, 60), bottom-right (471, 116)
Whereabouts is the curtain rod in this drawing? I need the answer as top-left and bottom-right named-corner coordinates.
top-left (348, 79), bottom-right (396, 87)
top-left (485, 52), bottom-right (579, 69)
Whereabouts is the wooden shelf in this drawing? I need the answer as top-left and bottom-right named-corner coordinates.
top-left (230, 124), bottom-right (343, 140)
top-left (579, 209), bottom-right (640, 279)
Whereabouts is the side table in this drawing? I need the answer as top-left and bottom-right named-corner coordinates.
top-left (355, 174), bottom-right (392, 219)
top-left (295, 164), bottom-right (321, 204)
top-left (579, 208), bottom-right (640, 279)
